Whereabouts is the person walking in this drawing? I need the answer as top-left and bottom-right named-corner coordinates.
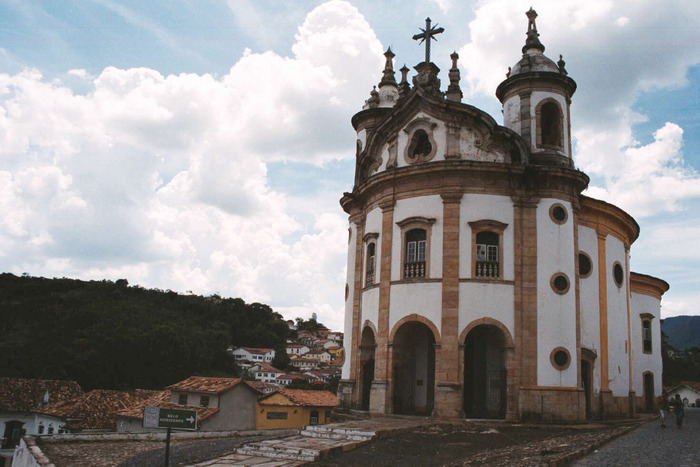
top-left (672, 394), bottom-right (685, 428)
top-left (659, 392), bottom-right (669, 428)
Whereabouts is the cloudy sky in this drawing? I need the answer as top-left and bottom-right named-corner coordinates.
top-left (1, 0), bottom-right (698, 331)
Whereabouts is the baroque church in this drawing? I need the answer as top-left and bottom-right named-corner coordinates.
top-left (338, 9), bottom-right (668, 421)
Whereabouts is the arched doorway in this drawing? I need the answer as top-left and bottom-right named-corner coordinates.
top-left (2, 420), bottom-right (24, 449)
top-left (392, 321), bottom-right (436, 415)
top-left (359, 326), bottom-right (376, 411)
top-left (643, 373), bottom-right (654, 412)
top-left (581, 348), bottom-right (596, 420)
top-left (463, 325), bottom-right (507, 418)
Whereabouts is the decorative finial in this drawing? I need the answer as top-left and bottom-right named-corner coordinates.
top-left (446, 51), bottom-right (462, 102)
top-left (367, 86), bottom-right (379, 108)
top-left (523, 7), bottom-right (545, 54)
top-left (506, 66), bottom-right (511, 78)
top-left (412, 17), bottom-right (445, 63)
top-left (398, 64), bottom-right (411, 97)
top-left (557, 54), bottom-right (567, 75)
top-left (379, 47), bottom-right (397, 87)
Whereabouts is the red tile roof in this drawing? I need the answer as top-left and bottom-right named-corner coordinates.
top-left (279, 374), bottom-right (311, 380)
top-left (255, 364), bottom-right (284, 373)
top-left (38, 389), bottom-right (157, 430)
top-left (0, 377), bottom-right (83, 412)
top-left (167, 376), bottom-right (245, 393)
top-left (260, 389), bottom-right (337, 408)
top-left (114, 391), bottom-right (220, 422)
top-left (240, 347), bottom-right (274, 354)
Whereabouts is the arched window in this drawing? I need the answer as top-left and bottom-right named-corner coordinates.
top-left (540, 101), bottom-right (562, 147)
top-left (366, 242), bottom-right (376, 285)
top-left (410, 130), bottom-right (432, 158)
top-left (641, 315), bottom-right (653, 354)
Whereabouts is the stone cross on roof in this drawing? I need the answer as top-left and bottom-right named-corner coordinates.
top-left (412, 17), bottom-right (444, 63)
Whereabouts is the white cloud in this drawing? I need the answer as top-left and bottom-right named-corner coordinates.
top-left (579, 122), bottom-right (700, 218)
top-left (429, 0), bottom-right (454, 14)
top-left (0, 0), bottom-right (383, 329)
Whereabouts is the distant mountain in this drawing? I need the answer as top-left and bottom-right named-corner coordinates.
top-left (662, 315), bottom-right (700, 349)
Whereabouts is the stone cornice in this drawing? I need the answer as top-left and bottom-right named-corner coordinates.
top-left (578, 196), bottom-right (639, 247)
top-left (630, 271), bottom-right (669, 300)
top-left (344, 160), bottom-right (588, 214)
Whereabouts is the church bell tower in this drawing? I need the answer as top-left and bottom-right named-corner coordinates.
top-left (496, 8), bottom-right (577, 168)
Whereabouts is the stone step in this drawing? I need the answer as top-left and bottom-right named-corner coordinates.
top-left (298, 429), bottom-right (373, 441)
top-left (301, 424), bottom-right (376, 439)
top-left (236, 434), bottom-right (369, 462)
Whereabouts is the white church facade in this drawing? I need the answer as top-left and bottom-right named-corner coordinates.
top-left (338, 10), bottom-right (668, 421)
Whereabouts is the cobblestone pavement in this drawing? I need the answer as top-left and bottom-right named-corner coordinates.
top-left (120, 436), bottom-right (264, 466)
top-left (573, 407), bottom-right (699, 466)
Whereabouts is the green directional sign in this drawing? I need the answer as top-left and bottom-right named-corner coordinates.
top-left (144, 406), bottom-right (197, 431)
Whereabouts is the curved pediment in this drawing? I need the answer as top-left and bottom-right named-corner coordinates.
top-left (354, 88), bottom-right (529, 185)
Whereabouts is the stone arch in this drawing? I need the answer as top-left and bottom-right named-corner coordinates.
top-left (362, 319), bottom-right (378, 338)
top-left (461, 318), bottom-right (513, 419)
top-left (359, 321), bottom-right (377, 411)
top-left (391, 318), bottom-right (437, 415)
top-left (389, 314), bottom-right (441, 344)
top-left (459, 317), bottom-right (514, 348)
top-left (535, 97), bottom-right (564, 149)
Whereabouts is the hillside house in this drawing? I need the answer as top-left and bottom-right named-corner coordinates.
top-left (289, 357), bottom-right (319, 371)
top-left (117, 377), bottom-right (260, 432)
top-left (255, 389), bottom-right (337, 430)
top-left (253, 364), bottom-right (285, 384)
top-left (229, 347), bottom-right (275, 363)
top-left (286, 344), bottom-right (310, 356)
top-left (305, 350), bottom-right (332, 364)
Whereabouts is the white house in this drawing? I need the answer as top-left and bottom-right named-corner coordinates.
top-left (229, 347), bottom-right (275, 363)
top-left (253, 364), bottom-right (285, 384)
top-left (286, 344), bottom-right (310, 356)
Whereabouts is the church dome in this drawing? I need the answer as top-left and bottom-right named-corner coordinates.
top-left (507, 7), bottom-right (562, 78)
top-left (509, 51), bottom-right (559, 77)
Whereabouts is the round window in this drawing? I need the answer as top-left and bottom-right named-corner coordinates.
top-left (550, 347), bottom-right (571, 370)
top-left (549, 203), bottom-right (568, 224)
top-left (579, 253), bottom-right (592, 277)
top-left (551, 273), bottom-right (570, 294)
top-left (613, 262), bottom-right (624, 287)
top-left (554, 350), bottom-right (568, 366)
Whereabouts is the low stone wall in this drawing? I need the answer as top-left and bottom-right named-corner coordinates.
top-left (37, 428), bottom-right (297, 443)
top-left (519, 386), bottom-right (586, 421)
top-left (11, 437), bottom-right (53, 467)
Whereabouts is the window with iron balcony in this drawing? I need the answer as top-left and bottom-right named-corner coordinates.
top-left (468, 219), bottom-right (508, 280)
top-left (404, 228), bottom-right (427, 278)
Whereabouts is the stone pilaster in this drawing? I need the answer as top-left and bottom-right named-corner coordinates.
top-left (596, 232), bottom-right (609, 393)
top-left (349, 216), bottom-right (365, 408)
top-left (513, 197), bottom-right (538, 392)
top-left (435, 192), bottom-right (462, 417)
top-left (370, 199), bottom-right (395, 413)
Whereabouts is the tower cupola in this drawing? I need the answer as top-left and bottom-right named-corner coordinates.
top-left (496, 8), bottom-right (577, 168)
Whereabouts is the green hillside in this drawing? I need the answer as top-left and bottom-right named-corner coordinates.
top-left (0, 273), bottom-right (290, 390)
top-left (662, 315), bottom-right (700, 349)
